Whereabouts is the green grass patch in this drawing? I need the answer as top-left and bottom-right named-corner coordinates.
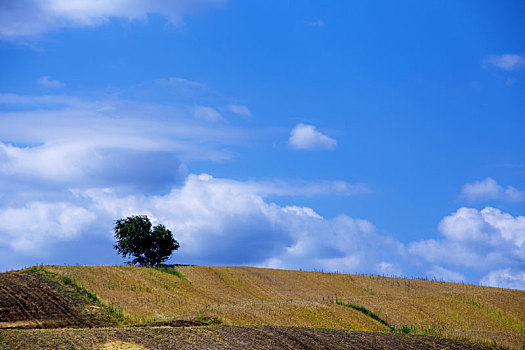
top-left (151, 265), bottom-right (189, 282)
top-left (335, 299), bottom-right (391, 329)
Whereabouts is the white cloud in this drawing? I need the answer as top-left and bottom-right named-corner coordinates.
top-left (481, 269), bottom-right (525, 290)
top-left (38, 76), bottom-right (66, 88)
top-left (438, 207), bottom-right (490, 241)
top-left (484, 54), bottom-right (525, 71)
top-left (0, 201), bottom-right (96, 252)
top-left (288, 123), bottom-right (337, 150)
top-left (0, 141), bottom-right (188, 193)
top-left (408, 207), bottom-right (525, 271)
top-left (0, 0), bottom-right (227, 40)
top-left (193, 106), bottom-right (224, 122)
top-left (222, 104), bottom-right (251, 118)
top-left (460, 178), bottom-right (524, 203)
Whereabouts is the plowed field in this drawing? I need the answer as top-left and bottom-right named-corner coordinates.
top-left (0, 271), bottom-right (116, 329)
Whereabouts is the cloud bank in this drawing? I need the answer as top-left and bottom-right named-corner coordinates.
top-left (0, 167), bottom-right (523, 289)
top-left (0, 173), bottom-right (400, 274)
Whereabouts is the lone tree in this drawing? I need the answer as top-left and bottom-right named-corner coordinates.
top-left (113, 215), bottom-right (179, 266)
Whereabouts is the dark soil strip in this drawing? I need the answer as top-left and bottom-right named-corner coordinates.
top-left (0, 325), bottom-right (495, 350)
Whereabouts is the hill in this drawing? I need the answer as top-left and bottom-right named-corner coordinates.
top-left (1, 265), bottom-right (524, 349)
top-left (44, 265), bottom-right (525, 348)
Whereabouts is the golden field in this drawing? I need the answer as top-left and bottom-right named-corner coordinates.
top-left (45, 265), bottom-right (525, 348)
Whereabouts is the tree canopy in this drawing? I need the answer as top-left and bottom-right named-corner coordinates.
top-left (113, 215), bottom-right (179, 266)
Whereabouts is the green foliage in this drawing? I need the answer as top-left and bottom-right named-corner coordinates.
top-left (114, 215), bottom-right (180, 266)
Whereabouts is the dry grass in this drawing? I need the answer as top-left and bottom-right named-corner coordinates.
top-left (45, 265), bottom-right (525, 348)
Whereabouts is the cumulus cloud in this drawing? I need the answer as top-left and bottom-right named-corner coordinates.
top-left (0, 0), bottom-right (227, 40)
top-left (408, 207), bottom-right (525, 285)
top-left (484, 54), bottom-right (525, 71)
top-left (193, 106), bottom-right (224, 122)
top-left (38, 76), bottom-right (65, 88)
top-left (460, 178), bottom-right (524, 202)
top-left (222, 104), bottom-right (251, 118)
top-left (288, 123), bottom-right (337, 150)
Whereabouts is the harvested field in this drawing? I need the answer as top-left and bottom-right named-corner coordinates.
top-left (0, 325), bottom-right (495, 350)
top-left (2, 265), bottom-right (524, 348)
top-left (46, 265), bottom-right (525, 348)
top-left (0, 269), bottom-right (118, 329)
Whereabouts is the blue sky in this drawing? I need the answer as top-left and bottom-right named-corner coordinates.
top-left (1, 0), bottom-right (524, 289)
